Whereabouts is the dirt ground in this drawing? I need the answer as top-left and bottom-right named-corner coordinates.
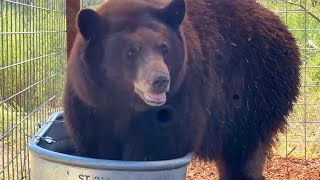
top-left (186, 156), bottom-right (320, 180)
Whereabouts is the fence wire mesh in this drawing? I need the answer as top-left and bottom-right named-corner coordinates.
top-left (259, 0), bottom-right (320, 160)
top-left (0, 0), bottom-right (319, 179)
top-left (0, 0), bottom-right (66, 179)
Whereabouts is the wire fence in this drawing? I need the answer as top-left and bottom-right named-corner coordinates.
top-left (0, 0), bottom-right (66, 179)
top-left (260, 0), bottom-right (320, 160)
top-left (0, 0), bottom-right (319, 179)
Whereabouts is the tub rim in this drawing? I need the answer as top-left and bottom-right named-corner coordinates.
top-left (28, 111), bottom-right (193, 171)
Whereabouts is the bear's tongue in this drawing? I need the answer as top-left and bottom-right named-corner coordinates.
top-left (145, 92), bottom-right (166, 103)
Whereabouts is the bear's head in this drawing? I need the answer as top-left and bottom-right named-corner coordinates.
top-left (70, 0), bottom-right (188, 109)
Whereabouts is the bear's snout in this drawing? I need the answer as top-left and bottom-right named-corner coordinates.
top-left (149, 72), bottom-right (170, 94)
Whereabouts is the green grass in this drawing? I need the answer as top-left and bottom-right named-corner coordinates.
top-left (272, 88), bottom-right (320, 158)
top-left (0, 103), bottom-right (60, 180)
top-left (0, 104), bottom-right (29, 180)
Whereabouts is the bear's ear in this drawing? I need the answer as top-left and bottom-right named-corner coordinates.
top-left (154, 0), bottom-right (186, 28)
top-left (77, 9), bottom-right (105, 41)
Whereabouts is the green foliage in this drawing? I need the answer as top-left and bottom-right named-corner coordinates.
top-left (260, 0), bottom-right (320, 89)
top-left (81, 0), bottom-right (105, 9)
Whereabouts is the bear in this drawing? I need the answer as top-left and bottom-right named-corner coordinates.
top-left (64, 0), bottom-right (301, 179)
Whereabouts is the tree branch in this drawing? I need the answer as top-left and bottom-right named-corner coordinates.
top-left (278, 0), bottom-right (320, 23)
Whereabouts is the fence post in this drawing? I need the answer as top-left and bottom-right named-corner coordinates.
top-left (66, 0), bottom-right (80, 60)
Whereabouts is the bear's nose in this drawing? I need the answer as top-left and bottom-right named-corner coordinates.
top-left (150, 73), bottom-right (170, 93)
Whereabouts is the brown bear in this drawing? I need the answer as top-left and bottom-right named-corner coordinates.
top-left (64, 0), bottom-right (301, 179)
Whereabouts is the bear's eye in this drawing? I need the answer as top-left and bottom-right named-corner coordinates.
top-left (127, 47), bottom-right (138, 59)
top-left (160, 43), bottom-right (169, 55)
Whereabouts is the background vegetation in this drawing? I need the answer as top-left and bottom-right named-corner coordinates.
top-left (0, 0), bottom-right (319, 179)
top-left (0, 0), bottom-right (67, 179)
top-left (258, 0), bottom-right (320, 158)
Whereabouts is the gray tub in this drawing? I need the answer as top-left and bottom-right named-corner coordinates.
top-left (28, 111), bottom-right (193, 180)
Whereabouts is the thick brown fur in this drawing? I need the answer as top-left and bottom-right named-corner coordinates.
top-left (64, 0), bottom-right (301, 179)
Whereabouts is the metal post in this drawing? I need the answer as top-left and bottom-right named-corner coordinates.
top-left (66, 0), bottom-right (80, 60)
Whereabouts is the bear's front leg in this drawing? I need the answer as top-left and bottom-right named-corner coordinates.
top-left (64, 96), bottom-right (123, 160)
top-left (121, 106), bottom-right (194, 161)
top-left (215, 140), bottom-right (269, 180)
top-left (65, 112), bottom-right (123, 160)
top-left (121, 118), bottom-right (184, 161)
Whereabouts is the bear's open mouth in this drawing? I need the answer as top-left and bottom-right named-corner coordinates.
top-left (135, 89), bottom-right (167, 107)
top-left (142, 92), bottom-right (167, 106)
